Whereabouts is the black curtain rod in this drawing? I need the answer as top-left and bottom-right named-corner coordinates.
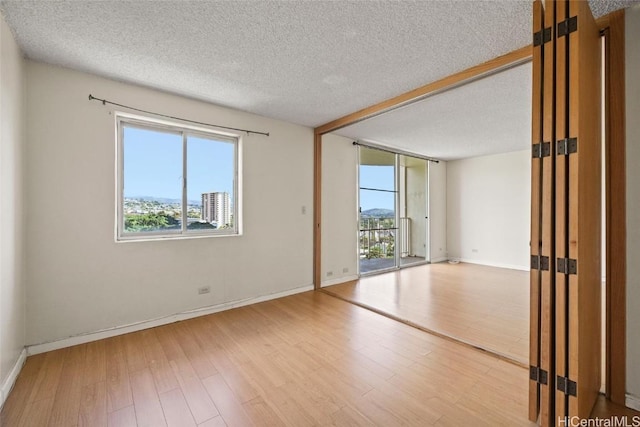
top-left (88, 94), bottom-right (270, 137)
top-left (352, 140), bottom-right (440, 163)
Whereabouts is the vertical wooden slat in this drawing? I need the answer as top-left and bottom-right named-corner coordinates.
top-left (568, 0), bottom-right (602, 419)
top-left (529, 2), bottom-right (543, 422)
top-left (554, 0), bottom-right (569, 421)
top-left (603, 9), bottom-right (626, 406)
top-left (554, 0), bottom-right (602, 421)
top-left (540, 0), bottom-right (557, 425)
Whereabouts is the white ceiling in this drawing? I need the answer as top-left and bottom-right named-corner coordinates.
top-left (1, 0), bottom-right (636, 159)
top-left (337, 61), bottom-right (532, 161)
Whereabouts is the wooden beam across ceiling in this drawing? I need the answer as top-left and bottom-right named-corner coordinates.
top-left (314, 44), bottom-right (533, 136)
top-left (312, 44), bottom-right (534, 289)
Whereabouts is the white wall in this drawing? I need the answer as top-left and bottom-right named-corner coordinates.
top-left (24, 62), bottom-right (314, 346)
top-left (0, 15), bottom-right (26, 405)
top-left (625, 3), bottom-right (640, 408)
top-left (446, 150), bottom-right (530, 270)
top-left (321, 133), bottom-right (358, 286)
top-left (429, 160), bottom-right (447, 262)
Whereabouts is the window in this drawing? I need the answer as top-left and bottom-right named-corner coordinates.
top-left (116, 114), bottom-right (240, 240)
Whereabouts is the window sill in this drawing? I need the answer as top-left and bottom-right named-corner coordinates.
top-left (115, 232), bottom-right (242, 243)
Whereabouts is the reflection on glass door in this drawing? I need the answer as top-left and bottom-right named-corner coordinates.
top-left (359, 147), bottom-right (397, 274)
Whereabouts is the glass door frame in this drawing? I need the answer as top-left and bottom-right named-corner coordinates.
top-left (357, 146), bottom-right (399, 276)
top-left (398, 153), bottom-right (430, 269)
top-left (357, 146), bottom-right (430, 277)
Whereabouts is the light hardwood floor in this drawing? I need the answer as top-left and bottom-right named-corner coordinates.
top-left (2, 290), bottom-right (537, 426)
top-left (2, 290), bottom-right (634, 426)
top-left (324, 262), bottom-right (529, 365)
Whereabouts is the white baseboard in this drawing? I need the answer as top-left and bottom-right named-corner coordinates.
top-left (321, 275), bottom-right (359, 288)
top-left (27, 285), bottom-right (313, 355)
top-left (0, 348), bottom-right (27, 410)
top-left (456, 258), bottom-right (529, 272)
top-left (430, 257), bottom-right (449, 263)
top-left (627, 394), bottom-right (640, 412)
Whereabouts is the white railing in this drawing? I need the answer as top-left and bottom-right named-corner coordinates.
top-left (359, 217), bottom-right (396, 259)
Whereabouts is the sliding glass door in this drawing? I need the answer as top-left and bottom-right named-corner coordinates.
top-left (359, 148), bottom-right (397, 274)
top-left (358, 146), bottom-right (429, 275)
top-left (399, 154), bottom-right (429, 267)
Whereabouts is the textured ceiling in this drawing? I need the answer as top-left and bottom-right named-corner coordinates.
top-left (0, 0), bottom-right (636, 158)
top-left (336, 62), bottom-right (532, 161)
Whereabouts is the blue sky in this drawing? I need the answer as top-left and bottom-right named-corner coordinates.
top-left (359, 165), bottom-right (395, 211)
top-left (123, 126), bottom-right (234, 203)
top-left (123, 125), bottom-right (392, 211)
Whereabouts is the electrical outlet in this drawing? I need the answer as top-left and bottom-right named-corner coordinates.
top-left (327, 271), bottom-right (333, 277)
top-left (472, 248), bottom-right (479, 253)
top-left (301, 206), bottom-right (306, 214)
top-left (343, 267), bottom-right (349, 273)
top-left (198, 286), bottom-right (211, 295)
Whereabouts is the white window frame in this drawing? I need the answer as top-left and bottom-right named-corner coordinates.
top-left (115, 112), bottom-right (242, 241)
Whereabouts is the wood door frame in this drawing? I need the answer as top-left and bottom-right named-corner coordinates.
top-left (313, 8), bottom-right (626, 407)
top-left (599, 10), bottom-right (626, 406)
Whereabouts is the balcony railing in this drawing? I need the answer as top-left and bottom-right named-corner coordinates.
top-left (359, 217), bottom-right (413, 259)
top-left (359, 217), bottom-right (396, 259)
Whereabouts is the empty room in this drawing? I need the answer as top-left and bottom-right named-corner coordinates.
top-left (1, 1), bottom-right (639, 426)
top-left (320, 61), bottom-right (532, 365)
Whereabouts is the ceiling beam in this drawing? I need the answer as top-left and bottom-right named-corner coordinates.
top-left (314, 44), bottom-right (533, 136)
top-left (314, 10), bottom-right (616, 137)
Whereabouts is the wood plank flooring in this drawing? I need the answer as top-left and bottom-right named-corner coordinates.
top-left (324, 262), bottom-right (530, 365)
top-left (2, 290), bottom-right (537, 426)
top-left (2, 289), bottom-right (633, 426)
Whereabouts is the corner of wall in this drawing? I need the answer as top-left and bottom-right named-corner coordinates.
top-left (0, 13), bottom-right (28, 411)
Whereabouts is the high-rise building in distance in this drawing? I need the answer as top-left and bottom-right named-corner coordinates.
top-left (201, 192), bottom-right (231, 226)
